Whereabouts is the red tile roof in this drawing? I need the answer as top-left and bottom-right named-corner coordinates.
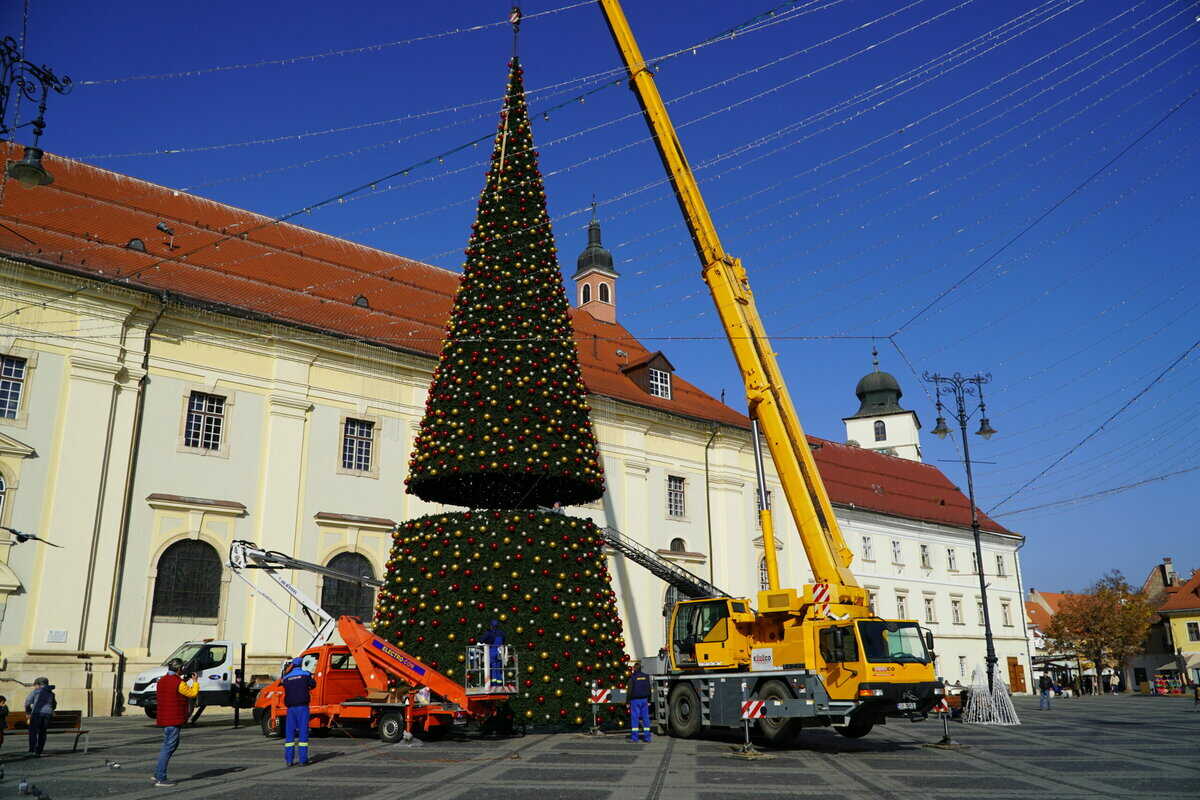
top-left (1025, 601), bottom-right (1052, 630)
top-left (0, 145), bottom-right (1013, 537)
top-left (1033, 591), bottom-right (1074, 614)
top-left (1159, 571), bottom-right (1200, 613)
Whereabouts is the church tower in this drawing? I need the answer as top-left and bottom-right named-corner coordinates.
top-left (572, 202), bottom-right (618, 323)
top-left (842, 348), bottom-right (923, 461)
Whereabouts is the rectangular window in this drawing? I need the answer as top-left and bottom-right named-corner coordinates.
top-left (971, 551), bottom-right (980, 574)
top-left (184, 392), bottom-right (226, 451)
top-left (895, 593), bottom-right (908, 619)
top-left (648, 368), bottom-right (672, 399)
top-left (1187, 622), bottom-right (1199, 642)
top-left (946, 548), bottom-right (958, 571)
top-left (951, 599), bottom-right (963, 624)
top-left (977, 600), bottom-right (985, 625)
top-left (861, 536), bottom-right (874, 561)
top-left (920, 544), bottom-right (931, 569)
top-left (924, 596), bottom-right (936, 624)
top-left (995, 554), bottom-right (1006, 577)
top-left (867, 589), bottom-right (878, 613)
top-left (958, 655), bottom-right (967, 677)
top-left (0, 355), bottom-right (27, 419)
top-left (1001, 600), bottom-right (1013, 627)
top-left (342, 418), bottom-right (374, 471)
top-left (755, 488), bottom-right (772, 528)
top-left (892, 539), bottom-right (903, 564)
top-left (667, 475), bottom-right (685, 517)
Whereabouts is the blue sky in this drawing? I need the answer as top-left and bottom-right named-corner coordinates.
top-left (8, 0), bottom-right (1199, 592)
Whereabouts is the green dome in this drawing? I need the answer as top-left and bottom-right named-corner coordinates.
top-left (849, 350), bottom-right (906, 418)
top-left (574, 216), bottom-right (616, 277)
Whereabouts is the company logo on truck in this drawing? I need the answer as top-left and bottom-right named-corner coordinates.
top-left (371, 639), bottom-right (427, 675)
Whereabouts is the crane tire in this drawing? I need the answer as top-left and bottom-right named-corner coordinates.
top-left (260, 710), bottom-right (282, 738)
top-left (755, 679), bottom-right (801, 745)
top-left (378, 712), bottom-right (405, 743)
top-left (668, 683), bottom-right (703, 739)
top-left (834, 719), bottom-right (873, 739)
top-left (143, 706), bottom-right (157, 720)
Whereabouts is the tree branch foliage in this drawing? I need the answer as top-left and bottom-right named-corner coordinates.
top-left (1043, 570), bottom-right (1157, 675)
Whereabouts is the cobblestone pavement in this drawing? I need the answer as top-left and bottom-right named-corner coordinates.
top-left (2, 695), bottom-right (1197, 799)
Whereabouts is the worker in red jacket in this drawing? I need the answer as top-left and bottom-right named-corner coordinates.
top-left (281, 657), bottom-right (317, 766)
top-left (153, 658), bottom-right (199, 787)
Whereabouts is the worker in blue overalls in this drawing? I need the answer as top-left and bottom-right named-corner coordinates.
top-left (281, 657), bottom-right (316, 766)
top-left (480, 619), bottom-right (506, 689)
top-left (627, 661), bottom-right (652, 743)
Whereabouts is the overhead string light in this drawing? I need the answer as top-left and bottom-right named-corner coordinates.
top-left (616, 8), bottom-right (1199, 317)
top-left (77, 0), bottom-right (597, 85)
top-left (77, 0), bottom-right (845, 159)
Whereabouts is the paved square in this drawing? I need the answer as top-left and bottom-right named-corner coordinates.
top-left (3, 696), bottom-right (1196, 799)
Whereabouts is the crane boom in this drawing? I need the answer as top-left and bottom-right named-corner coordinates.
top-left (597, 0), bottom-right (860, 600)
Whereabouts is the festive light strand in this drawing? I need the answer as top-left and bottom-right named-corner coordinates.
top-left (77, 0), bottom-right (599, 85)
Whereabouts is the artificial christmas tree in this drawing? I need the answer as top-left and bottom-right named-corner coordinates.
top-left (377, 58), bottom-right (627, 727)
top-left (404, 59), bottom-right (604, 510)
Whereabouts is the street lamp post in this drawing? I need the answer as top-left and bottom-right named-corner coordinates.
top-left (924, 371), bottom-right (999, 692)
top-left (1, 36), bottom-right (71, 188)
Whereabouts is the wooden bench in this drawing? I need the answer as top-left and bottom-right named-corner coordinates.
top-left (3, 709), bottom-right (90, 754)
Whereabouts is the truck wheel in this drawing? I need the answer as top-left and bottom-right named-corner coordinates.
top-left (143, 706), bottom-right (157, 720)
top-left (260, 711), bottom-right (282, 739)
top-left (755, 679), bottom-right (800, 745)
top-left (378, 712), bottom-right (405, 744)
top-left (834, 719), bottom-right (873, 739)
top-left (668, 683), bottom-right (703, 739)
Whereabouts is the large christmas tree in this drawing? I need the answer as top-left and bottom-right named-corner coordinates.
top-left (376, 58), bottom-right (627, 727)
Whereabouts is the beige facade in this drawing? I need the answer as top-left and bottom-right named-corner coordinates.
top-left (0, 249), bottom-right (1033, 715)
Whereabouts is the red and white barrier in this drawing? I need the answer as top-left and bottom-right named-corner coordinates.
top-left (589, 688), bottom-right (611, 704)
top-left (740, 700), bottom-right (766, 719)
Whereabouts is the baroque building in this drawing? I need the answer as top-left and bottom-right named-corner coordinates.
top-left (0, 146), bottom-right (1032, 714)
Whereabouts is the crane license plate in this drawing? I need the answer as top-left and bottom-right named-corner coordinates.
top-left (896, 702), bottom-right (917, 710)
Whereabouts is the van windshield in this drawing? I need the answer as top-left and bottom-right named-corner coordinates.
top-left (162, 644), bottom-right (204, 666)
top-left (857, 621), bottom-right (929, 664)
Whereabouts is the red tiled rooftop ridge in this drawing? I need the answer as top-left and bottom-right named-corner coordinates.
top-left (0, 144), bottom-right (1012, 536)
top-left (1159, 570), bottom-right (1200, 613)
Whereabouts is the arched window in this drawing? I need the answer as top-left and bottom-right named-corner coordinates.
top-left (321, 552), bottom-right (377, 622)
top-left (152, 540), bottom-right (222, 620)
top-left (664, 585), bottom-right (683, 618)
top-left (669, 537), bottom-right (687, 553)
top-left (598, 282), bottom-right (610, 303)
top-left (581, 284), bottom-right (592, 304)
top-left (874, 420), bottom-right (887, 442)
top-left (759, 556), bottom-right (770, 591)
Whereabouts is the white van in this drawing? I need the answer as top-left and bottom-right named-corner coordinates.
top-left (127, 640), bottom-right (248, 718)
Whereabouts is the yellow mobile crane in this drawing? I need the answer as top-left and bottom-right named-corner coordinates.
top-left (598, 0), bottom-right (944, 743)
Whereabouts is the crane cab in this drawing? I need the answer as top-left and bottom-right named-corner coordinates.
top-left (667, 597), bottom-right (756, 670)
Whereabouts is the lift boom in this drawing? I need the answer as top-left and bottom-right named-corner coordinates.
top-left (597, 0), bottom-right (861, 605)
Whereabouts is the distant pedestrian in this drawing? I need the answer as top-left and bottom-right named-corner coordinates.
top-left (1038, 674), bottom-right (1053, 711)
top-left (1193, 683), bottom-right (1199, 711)
top-left (0, 694), bottom-right (8, 750)
top-left (24, 677), bottom-right (56, 756)
top-left (481, 620), bottom-right (507, 688)
top-left (281, 657), bottom-right (316, 766)
top-left (627, 661), bottom-right (652, 743)
top-left (153, 658), bottom-right (199, 787)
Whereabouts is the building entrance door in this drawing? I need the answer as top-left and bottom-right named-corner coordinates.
top-left (1007, 656), bottom-right (1026, 693)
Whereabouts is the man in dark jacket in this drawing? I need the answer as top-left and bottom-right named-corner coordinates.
top-left (24, 677), bottom-right (56, 756)
top-left (627, 661), bottom-right (651, 743)
top-left (1038, 674), bottom-right (1054, 710)
top-left (281, 657), bottom-right (316, 766)
top-left (153, 659), bottom-right (198, 787)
